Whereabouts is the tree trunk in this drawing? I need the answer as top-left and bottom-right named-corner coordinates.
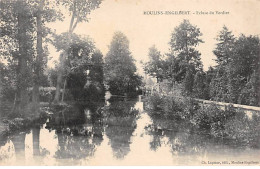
top-left (53, 53), bottom-right (65, 104)
top-left (53, 6), bottom-right (76, 104)
top-left (14, 4), bottom-right (30, 113)
top-left (53, 43), bottom-right (71, 104)
top-left (0, 68), bottom-right (2, 99)
top-left (257, 52), bottom-right (260, 107)
top-left (61, 78), bottom-right (67, 102)
top-left (32, 0), bottom-right (44, 108)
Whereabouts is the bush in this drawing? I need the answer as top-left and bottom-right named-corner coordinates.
top-left (146, 91), bottom-right (199, 120)
top-left (192, 104), bottom-right (237, 136)
top-left (146, 93), bottom-right (164, 111)
top-left (192, 103), bottom-right (260, 146)
top-left (224, 111), bottom-right (260, 146)
top-left (162, 96), bottom-right (194, 119)
top-left (145, 90), bottom-right (260, 145)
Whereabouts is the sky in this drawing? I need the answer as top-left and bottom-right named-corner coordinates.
top-left (47, 0), bottom-right (260, 74)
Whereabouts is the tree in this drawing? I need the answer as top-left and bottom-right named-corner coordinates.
top-left (0, 0), bottom-right (36, 113)
top-left (143, 45), bottom-right (166, 81)
top-left (210, 26), bottom-right (235, 102)
top-left (164, 53), bottom-right (178, 84)
top-left (209, 66), bottom-right (230, 102)
top-left (204, 66), bottom-right (216, 99)
top-left (210, 26), bottom-right (260, 105)
top-left (66, 49), bottom-right (105, 101)
top-left (238, 70), bottom-right (260, 106)
top-left (0, 63), bottom-right (3, 99)
top-left (168, 20), bottom-right (203, 95)
top-left (85, 50), bottom-right (105, 99)
top-left (183, 67), bottom-right (194, 95)
top-left (233, 35), bottom-right (260, 105)
top-left (205, 66), bottom-right (215, 86)
top-left (53, 33), bottom-right (100, 101)
top-left (213, 26), bottom-right (235, 66)
top-left (169, 19), bottom-right (204, 79)
top-left (53, 0), bottom-right (103, 103)
top-left (32, 0), bottom-right (44, 107)
top-left (0, 0), bottom-right (62, 115)
top-left (104, 31), bottom-right (141, 96)
top-left (90, 50), bottom-right (104, 84)
top-left (0, 62), bottom-right (17, 101)
top-left (32, 0), bottom-right (62, 107)
top-left (210, 27), bottom-right (260, 104)
top-left (193, 70), bottom-right (208, 99)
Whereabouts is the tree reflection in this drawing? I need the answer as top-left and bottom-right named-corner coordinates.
top-left (32, 126), bottom-right (40, 156)
top-left (10, 132), bottom-right (26, 162)
top-left (150, 133), bottom-right (162, 151)
top-left (145, 114), bottom-right (177, 151)
top-left (46, 101), bottom-right (105, 160)
top-left (103, 98), bottom-right (138, 159)
top-left (146, 113), bottom-right (211, 156)
top-left (55, 132), bottom-right (96, 159)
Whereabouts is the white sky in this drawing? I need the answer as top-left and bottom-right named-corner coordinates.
top-left (47, 0), bottom-right (260, 74)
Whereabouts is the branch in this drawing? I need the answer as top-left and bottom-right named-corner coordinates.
top-left (71, 4), bottom-right (82, 33)
top-left (69, 0), bottom-right (76, 32)
top-left (71, 14), bottom-right (79, 32)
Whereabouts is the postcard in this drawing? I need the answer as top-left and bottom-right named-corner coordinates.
top-left (0, 0), bottom-right (260, 166)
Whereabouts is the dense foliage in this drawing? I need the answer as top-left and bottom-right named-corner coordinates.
top-left (146, 91), bottom-right (260, 146)
top-left (144, 20), bottom-right (260, 106)
top-left (0, 0), bottom-right (104, 115)
top-left (209, 27), bottom-right (260, 106)
top-left (0, 0), bottom-right (62, 114)
top-left (104, 32), bottom-right (142, 96)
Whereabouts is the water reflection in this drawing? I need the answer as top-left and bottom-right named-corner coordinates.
top-left (32, 127), bottom-right (40, 156)
top-left (11, 132), bottom-right (26, 163)
top-left (47, 101), bottom-right (105, 162)
top-left (103, 98), bottom-right (138, 159)
top-left (0, 96), bottom-right (260, 165)
top-left (144, 112), bottom-right (260, 165)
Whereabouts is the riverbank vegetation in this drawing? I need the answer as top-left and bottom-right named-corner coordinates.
top-left (145, 90), bottom-right (260, 147)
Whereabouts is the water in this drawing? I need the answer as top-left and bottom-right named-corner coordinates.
top-left (0, 95), bottom-right (260, 165)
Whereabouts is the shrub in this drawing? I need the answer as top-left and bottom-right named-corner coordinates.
top-left (192, 103), bottom-right (218, 129)
top-left (181, 98), bottom-right (200, 119)
top-left (145, 90), bottom-right (260, 145)
top-left (7, 118), bottom-right (32, 132)
top-left (191, 103), bottom-right (260, 145)
top-left (224, 111), bottom-right (260, 147)
top-left (192, 104), bottom-right (238, 137)
top-left (146, 91), bottom-right (199, 120)
top-left (162, 96), bottom-right (196, 119)
top-left (146, 93), bottom-right (164, 111)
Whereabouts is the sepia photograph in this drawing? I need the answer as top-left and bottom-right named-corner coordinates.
top-left (0, 0), bottom-right (260, 166)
